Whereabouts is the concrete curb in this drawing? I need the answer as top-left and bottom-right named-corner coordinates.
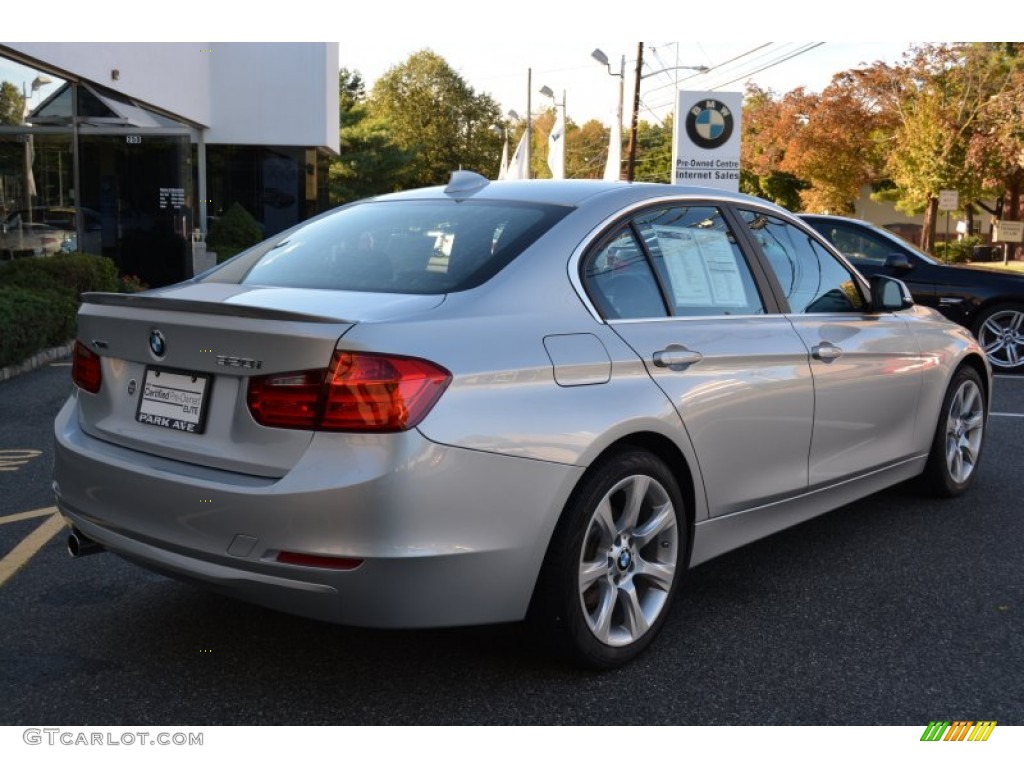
top-left (0, 341), bottom-right (74, 383)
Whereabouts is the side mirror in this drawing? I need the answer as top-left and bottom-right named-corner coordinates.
top-left (870, 275), bottom-right (914, 312)
top-left (884, 252), bottom-right (912, 271)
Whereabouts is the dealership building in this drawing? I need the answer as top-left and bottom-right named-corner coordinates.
top-left (0, 42), bottom-right (339, 287)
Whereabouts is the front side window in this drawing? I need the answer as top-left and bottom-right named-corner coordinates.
top-left (740, 211), bottom-right (866, 313)
top-left (583, 205), bottom-right (765, 320)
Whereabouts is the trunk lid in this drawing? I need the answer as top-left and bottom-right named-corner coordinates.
top-left (74, 285), bottom-right (444, 477)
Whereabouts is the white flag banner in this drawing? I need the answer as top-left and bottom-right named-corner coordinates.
top-left (505, 132), bottom-right (528, 180)
top-left (497, 135), bottom-right (509, 180)
top-left (603, 112), bottom-right (621, 181)
top-left (548, 106), bottom-right (565, 180)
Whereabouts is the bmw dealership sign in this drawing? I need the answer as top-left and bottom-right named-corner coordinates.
top-left (672, 91), bottom-right (743, 192)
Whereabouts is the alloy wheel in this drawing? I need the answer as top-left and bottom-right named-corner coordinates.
top-left (944, 377), bottom-right (985, 485)
top-left (977, 308), bottom-right (1024, 369)
top-left (577, 474), bottom-right (679, 647)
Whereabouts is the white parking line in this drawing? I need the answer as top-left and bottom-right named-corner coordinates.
top-left (991, 412), bottom-right (1024, 418)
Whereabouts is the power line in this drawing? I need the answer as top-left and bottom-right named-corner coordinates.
top-left (641, 42), bottom-right (826, 116)
top-left (708, 42), bottom-right (825, 90)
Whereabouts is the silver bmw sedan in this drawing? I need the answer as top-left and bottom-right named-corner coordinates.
top-left (54, 173), bottom-right (990, 668)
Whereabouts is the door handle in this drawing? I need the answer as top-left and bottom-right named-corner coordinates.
top-left (812, 342), bottom-right (843, 362)
top-left (653, 345), bottom-right (703, 371)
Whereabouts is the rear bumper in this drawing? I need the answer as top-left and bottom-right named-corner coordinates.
top-left (54, 397), bottom-right (582, 627)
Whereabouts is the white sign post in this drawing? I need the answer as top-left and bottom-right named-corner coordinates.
top-left (937, 190), bottom-right (959, 262)
top-left (671, 91), bottom-right (743, 192)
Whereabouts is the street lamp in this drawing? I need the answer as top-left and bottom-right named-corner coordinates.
top-left (538, 85), bottom-right (566, 179)
top-left (624, 43), bottom-right (709, 181)
top-left (21, 73), bottom-right (53, 221)
top-left (21, 74), bottom-right (52, 122)
top-left (491, 111), bottom-right (522, 180)
top-left (592, 48), bottom-right (624, 180)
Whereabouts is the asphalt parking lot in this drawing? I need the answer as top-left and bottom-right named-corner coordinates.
top-left (1, 360), bottom-right (1022, 725)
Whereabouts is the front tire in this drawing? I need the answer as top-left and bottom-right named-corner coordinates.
top-left (532, 450), bottom-right (686, 669)
top-left (920, 366), bottom-right (987, 497)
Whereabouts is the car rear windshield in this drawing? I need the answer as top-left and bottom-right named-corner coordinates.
top-left (217, 199), bottom-right (570, 294)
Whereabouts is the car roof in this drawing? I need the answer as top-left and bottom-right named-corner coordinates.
top-left (373, 176), bottom-right (792, 213)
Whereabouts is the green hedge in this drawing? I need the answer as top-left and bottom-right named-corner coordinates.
top-left (935, 235), bottom-right (982, 265)
top-left (207, 202), bottom-right (263, 263)
top-left (0, 252), bottom-right (121, 369)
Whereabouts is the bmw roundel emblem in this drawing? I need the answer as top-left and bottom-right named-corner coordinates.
top-left (685, 99), bottom-right (734, 150)
top-left (149, 329), bottom-right (166, 358)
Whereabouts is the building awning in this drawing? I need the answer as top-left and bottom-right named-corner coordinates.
top-left (27, 82), bottom-right (192, 129)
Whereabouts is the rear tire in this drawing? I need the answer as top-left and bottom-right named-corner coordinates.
top-left (531, 450), bottom-right (686, 669)
top-left (919, 366), bottom-right (986, 497)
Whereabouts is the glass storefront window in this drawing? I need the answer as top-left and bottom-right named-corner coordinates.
top-left (0, 132), bottom-right (76, 259)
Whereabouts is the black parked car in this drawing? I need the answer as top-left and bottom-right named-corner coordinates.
top-left (801, 214), bottom-right (1024, 373)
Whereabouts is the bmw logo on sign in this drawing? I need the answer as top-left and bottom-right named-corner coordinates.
top-left (685, 99), bottom-right (734, 150)
top-left (149, 329), bottom-right (166, 358)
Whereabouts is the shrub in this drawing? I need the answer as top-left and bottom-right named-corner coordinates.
top-left (0, 251), bottom-right (119, 297)
top-left (207, 202), bottom-right (263, 263)
top-left (936, 236), bottom-right (982, 265)
top-left (0, 286), bottom-right (71, 368)
top-left (0, 252), bottom-right (121, 369)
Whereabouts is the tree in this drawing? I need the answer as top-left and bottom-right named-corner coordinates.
top-left (369, 50), bottom-right (503, 187)
top-left (740, 84), bottom-right (808, 208)
top-left (876, 44), bottom-right (1007, 252)
top-left (567, 119), bottom-right (609, 180)
top-left (631, 116), bottom-right (674, 183)
top-left (0, 81), bottom-right (25, 126)
top-left (329, 68), bottom-right (413, 205)
top-left (966, 44), bottom-right (1024, 224)
top-left (781, 76), bottom-right (892, 214)
top-left (738, 76), bottom-right (892, 213)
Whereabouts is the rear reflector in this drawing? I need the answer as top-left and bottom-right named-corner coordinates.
top-left (275, 551), bottom-right (363, 570)
top-left (247, 351), bottom-right (451, 432)
top-left (72, 340), bottom-right (102, 393)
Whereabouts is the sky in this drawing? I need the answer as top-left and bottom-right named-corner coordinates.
top-left (5, 0), bottom-right (1004, 129)
top-left (336, 41), bottom-right (916, 126)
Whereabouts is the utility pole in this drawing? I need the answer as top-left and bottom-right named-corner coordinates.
top-left (625, 42), bottom-right (644, 182)
top-left (525, 68), bottom-right (532, 179)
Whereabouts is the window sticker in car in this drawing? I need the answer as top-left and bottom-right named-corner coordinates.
top-left (653, 226), bottom-right (747, 307)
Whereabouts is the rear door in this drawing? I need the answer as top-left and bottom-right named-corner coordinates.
top-left (582, 202), bottom-right (815, 518)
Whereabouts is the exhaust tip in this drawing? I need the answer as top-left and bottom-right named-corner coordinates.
top-left (67, 528), bottom-right (104, 558)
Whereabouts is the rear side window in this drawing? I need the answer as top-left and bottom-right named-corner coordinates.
top-left (582, 204), bottom-right (766, 320)
top-left (229, 199), bottom-right (569, 294)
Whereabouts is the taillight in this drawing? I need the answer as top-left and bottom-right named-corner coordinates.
top-left (247, 351), bottom-right (451, 432)
top-left (247, 370), bottom-right (323, 429)
top-left (71, 340), bottom-right (102, 393)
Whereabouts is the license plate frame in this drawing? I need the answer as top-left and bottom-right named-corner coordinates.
top-left (135, 366), bottom-right (211, 434)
